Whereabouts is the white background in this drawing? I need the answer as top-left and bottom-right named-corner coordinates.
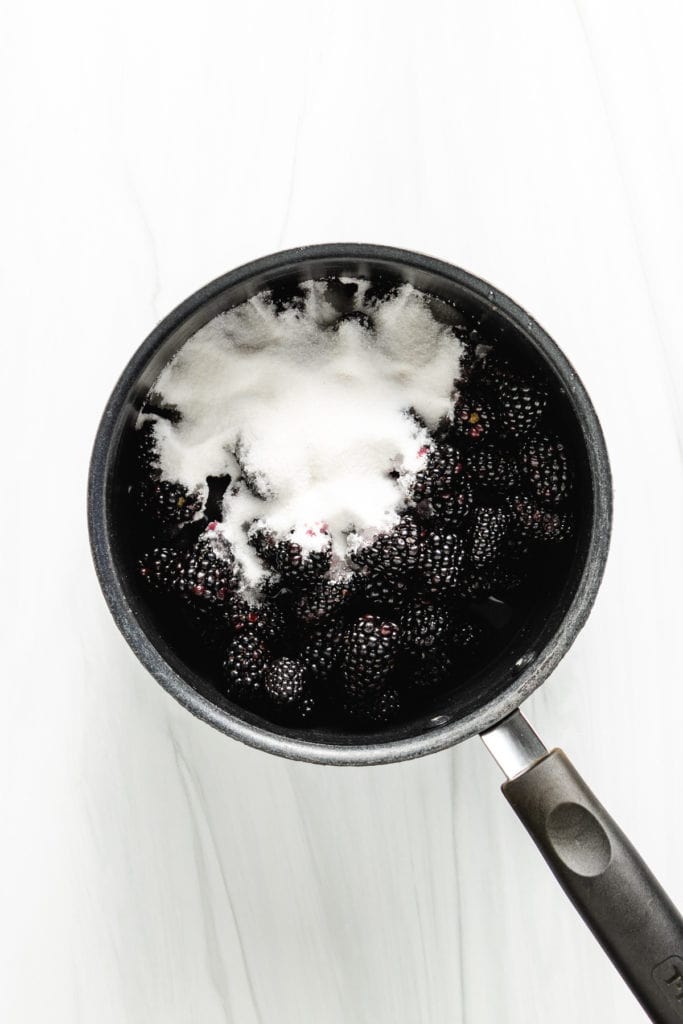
top-left (2, 1), bottom-right (682, 1021)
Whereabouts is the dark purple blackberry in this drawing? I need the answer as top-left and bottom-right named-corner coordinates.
top-left (345, 686), bottom-right (401, 725)
top-left (360, 573), bottom-right (409, 612)
top-left (223, 633), bottom-right (267, 699)
top-left (254, 531), bottom-right (332, 588)
top-left (294, 577), bottom-right (355, 623)
top-left (175, 536), bottom-right (239, 613)
top-left (300, 622), bottom-right (341, 683)
top-left (468, 444), bottom-right (519, 493)
top-left (228, 598), bottom-right (287, 646)
top-left (136, 478), bottom-right (204, 526)
top-left (353, 515), bottom-right (420, 579)
top-left (412, 444), bottom-right (466, 503)
top-left (341, 614), bottom-right (400, 696)
top-left (469, 508), bottom-right (511, 566)
top-left (138, 546), bottom-right (184, 592)
top-left (519, 435), bottom-right (572, 505)
top-left (452, 389), bottom-right (496, 442)
top-left (263, 657), bottom-right (306, 707)
top-left (135, 422), bottom-right (204, 526)
top-left (431, 482), bottom-right (474, 524)
top-left (507, 494), bottom-right (574, 543)
top-left (480, 363), bottom-right (548, 438)
top-left (400, 599), bottom-right (450, 659)
top-left (418, 528), bottom-right (465, 593)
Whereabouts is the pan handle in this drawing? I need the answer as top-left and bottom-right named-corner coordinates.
top-left (482, 711), bottom-right (683, 1024)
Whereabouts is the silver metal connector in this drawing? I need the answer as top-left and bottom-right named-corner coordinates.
top-left (481, 710), bottom-right (548, 780)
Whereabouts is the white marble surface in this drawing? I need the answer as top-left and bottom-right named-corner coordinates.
top-left (2, 1), bottom-right (683, 1020)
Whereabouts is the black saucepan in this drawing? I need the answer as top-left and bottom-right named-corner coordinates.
top-left (88, 244), bottom-right (683, 1022)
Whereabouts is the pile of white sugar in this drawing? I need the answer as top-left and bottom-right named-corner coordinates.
top-left (139, 279), bottom-right (464, 596)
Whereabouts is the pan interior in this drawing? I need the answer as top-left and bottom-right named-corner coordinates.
top-left (99, 252), bottom-right (598, 755)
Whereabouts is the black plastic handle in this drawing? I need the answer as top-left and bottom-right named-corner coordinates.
top-left (503, 749), bottom-right (683, 1023)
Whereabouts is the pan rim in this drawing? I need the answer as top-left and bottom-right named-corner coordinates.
top-left (87, 243), bottom-right (612, 766)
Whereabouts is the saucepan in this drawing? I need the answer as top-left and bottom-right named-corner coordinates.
top-left (88, 244), bottom-right (683, 1022)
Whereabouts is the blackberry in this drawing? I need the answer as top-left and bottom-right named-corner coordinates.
top-left (452, 389), bottom-right (496, 442)
top-left (469, 508), bottom-right (511, 566)
top-left (431, 482), bottom-right (474, 524)
top-left (300, 622), bottom-right (341, 682)
top-left (341, 614), bottom-right (400, 695)
top-left (223, 632), bottom-right (267, 699)
top-left (175, 536), bottom-right (239, 613)
top-left (255, 532), bottom-right (332, 588)
top-left (418, 528), bottom-right (465, 592)
top-left (519, 435), bottom-right (572, 505)
top-left (507, 495), bottom-right (574, 543)
top-left (360, 574), bottom-right (409, 612)
top-left (138, 546), bottom-right (184, 592)
top-left (228, 598), bottom-right (287, 647)
top-left (468, 444), bottom-right (519, 493)
top-left (294, 577), bottom-right (355, 623)
top-left (401, 599), bottom-right (450, 659)
top-left (136, 478), bottom-right (204, 526)
top-left (263, 657), bottom-right (306, 707)
top-left (345, 686), bottom-right (401, 725)
top-left (412, 444), bottom-right (466, 504)
top-left (353, 515), bottom-right (420, 579)
top-left (480, 363), bottom-right (548, 438)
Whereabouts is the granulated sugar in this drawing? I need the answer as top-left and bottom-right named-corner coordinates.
top-left (139, 280), bottom-right (464, 594)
